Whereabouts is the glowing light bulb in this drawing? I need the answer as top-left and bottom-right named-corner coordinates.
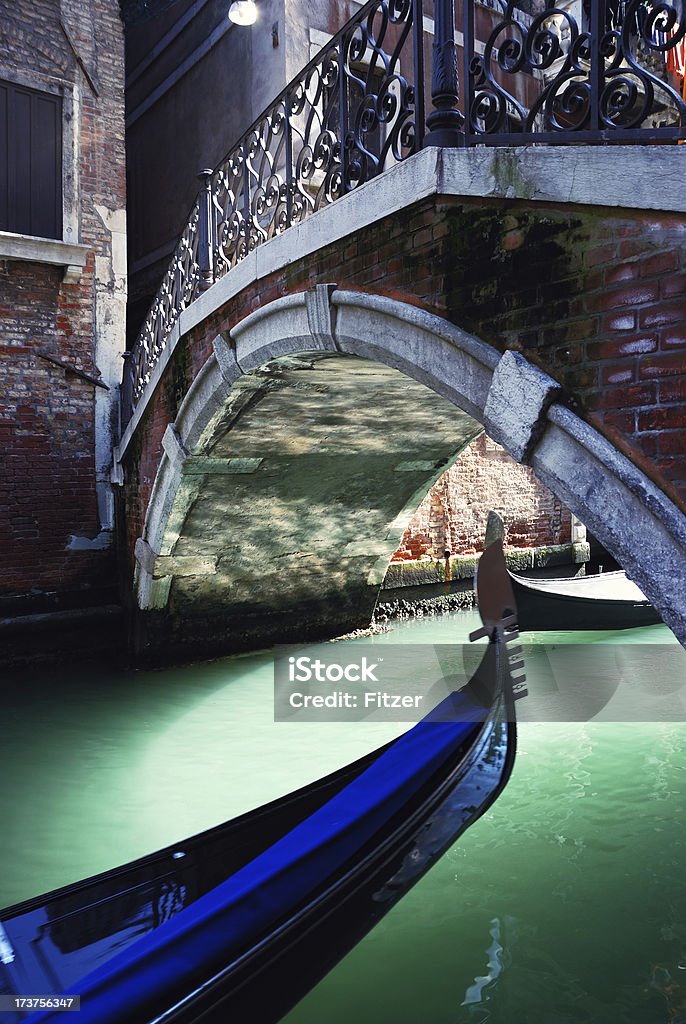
top-left (228, 0), bottom-right (257, 25)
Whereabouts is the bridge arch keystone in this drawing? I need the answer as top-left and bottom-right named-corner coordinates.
top-left (230, 291), bottom-right (338, 373)
top-left (483, 350), bottom-right (561, 464)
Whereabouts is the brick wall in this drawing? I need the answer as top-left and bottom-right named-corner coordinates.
top-left (392, 433), bottom-right (572, 561)
top-left (0, 0), bottom-right (126, 614)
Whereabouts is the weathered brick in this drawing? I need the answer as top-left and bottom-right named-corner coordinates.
top-left (586, 382), bottom-right (657, 411)
top-left (586, 281), bottom-right (659, 314)
top-left (602, 364), bottom-right (635, 386)
top-left (639, 353), bottom-right (686, 379)
top-left (661, 325), bottom-right (686, 349)
top-left (603, 410), bottom-right (636, 433)
top-left (586, 243), bottom-right (616, 268)
top-left (619, 239), bottom-right (648, 259)
top-left (662, 274), bottom-right (686, 299)
top-left (639, 407), bottom-right (686, 432)
top-left (587, 334), bottom-right (657, 361)
top-left (659, 434), bottom-right (686, 455)
top-left (659, 379), bottom-right (686, 403)
top-left (640, 303), bottom-right (686, 329)
top-left (640, 251), bottom-right (680, 278)
top-left (602, 311), bottom-right (637, 333)
top-left (605, 262), bottom-right (639, 285)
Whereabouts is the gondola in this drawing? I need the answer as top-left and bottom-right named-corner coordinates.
top-left (2, 537), bottom-right (524, 1024)
top-left (480, 511), bottom-right (661, 632)
top-left (508, 568), bottom-right (662, 631)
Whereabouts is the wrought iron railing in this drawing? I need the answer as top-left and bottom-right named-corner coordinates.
top-left (464, 0), bottom-right (686, 142)
top-left (122, 0), bottom-right (686, 426)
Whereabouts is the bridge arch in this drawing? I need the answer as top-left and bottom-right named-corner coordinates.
top-left (128, 290), bottom-right (686, 658)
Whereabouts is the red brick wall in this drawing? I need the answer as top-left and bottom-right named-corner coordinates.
top-left (0, 260), bottom-right (101, 603)
top-left (392, 433), bottom-right (572, 560)
top-left (0, 0), bottom-right (125, 612)
top-left (123, 192), bottom-right (686, 569)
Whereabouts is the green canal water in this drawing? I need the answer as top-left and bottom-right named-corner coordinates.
top-left (2, 611), bottom-right (686, 1023)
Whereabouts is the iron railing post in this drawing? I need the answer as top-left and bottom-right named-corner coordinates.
top-left (120, 350), bottom-right (134, 433)
top-left (412, 0), bottom-right (426, 150)
top-left (242, 140), bottom-right (251, 257)
top-left (197, 168), bottom-right (215, 292)
top-left (424, 0), bottom-right (464, 146)
top-left (589, 0), bottom-right (602, 135)
top-left (462, 0), bottom-right (474, 145)
top-left (338, 37), bottom-right (349, 191)
top-left (284, 97), bottom-right (293, 227)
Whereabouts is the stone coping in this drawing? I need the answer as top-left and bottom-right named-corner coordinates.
top-left (0, 230), bottom-right (90, 283)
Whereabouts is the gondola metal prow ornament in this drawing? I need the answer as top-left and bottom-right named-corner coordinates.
top-left (468, 513), bottom-right (527, 700)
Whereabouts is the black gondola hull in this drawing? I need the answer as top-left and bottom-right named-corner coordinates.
top-left (509, 572), bottom-right (662, 631)
top-left (148, 699), bottom-right (515, 1024)
top-left (2, 663), bottom-right (515, 1024)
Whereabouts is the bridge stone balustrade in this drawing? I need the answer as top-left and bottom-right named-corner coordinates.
top-left (115, 147), bottom-right (686, 660)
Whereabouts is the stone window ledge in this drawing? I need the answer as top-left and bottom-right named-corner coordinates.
top-left (0, 230), bottom-right (90, 283)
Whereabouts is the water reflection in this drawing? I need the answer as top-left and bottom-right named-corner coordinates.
top-left (282, 719), bottom-right (686, 1024)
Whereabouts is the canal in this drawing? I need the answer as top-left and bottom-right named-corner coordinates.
top-left (2, 610), bottom-right (685, 1023)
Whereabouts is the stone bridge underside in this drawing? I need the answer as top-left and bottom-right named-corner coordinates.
top-left (133, 354), bottom-right (481, 660)
top-left (123, 287), bottom-right (686, 658)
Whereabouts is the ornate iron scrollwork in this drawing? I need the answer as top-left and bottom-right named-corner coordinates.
top-left (466, 0), bottom-right (686, 140)
top-left (132, 203), bottom-right (200, 404)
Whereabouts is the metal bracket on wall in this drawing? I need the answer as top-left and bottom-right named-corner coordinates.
top-left (37, 351), bottom-right (110, 390)
top-left (59, 18), bottom-right (100, 96)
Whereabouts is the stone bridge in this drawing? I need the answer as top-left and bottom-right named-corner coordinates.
top-left (116, 145), bottom-right (686, 661)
